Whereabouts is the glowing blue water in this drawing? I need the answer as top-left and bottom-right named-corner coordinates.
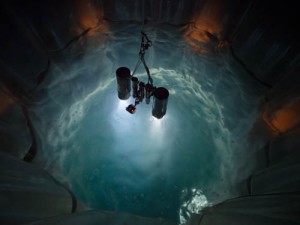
top-left (61, 71), bottom-right (219, 222)
top-left (34, 24), bottom-right (263, 224)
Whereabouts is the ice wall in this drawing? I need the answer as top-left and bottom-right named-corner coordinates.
top-left (0, 0), bottom-right (299, 224)
top-left (0, 152), bottom-right (74, 224)
top-left (3, 22), bottom-right (266, 223)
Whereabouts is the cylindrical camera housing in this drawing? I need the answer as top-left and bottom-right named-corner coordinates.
top-left (138, 82), bottom-right (145, 101)
top-left (152, 87), bottom-right (169, 119)
top-left (116, 67), bottom-right (131, 100)
top-left (132, 76), bottom-right (139, 98)
top-left (145, 83), bottom-right (153, 104)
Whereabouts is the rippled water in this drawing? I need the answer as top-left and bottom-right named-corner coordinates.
top-left (33, 23), bottom-right (263, 223)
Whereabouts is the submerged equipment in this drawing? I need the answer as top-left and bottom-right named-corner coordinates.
top-left (116, 31), bottom-right (169, 119)
top-left (152, 87), bottom-right (169, 119)
top-left (116, 67), bottom-right (131, 100)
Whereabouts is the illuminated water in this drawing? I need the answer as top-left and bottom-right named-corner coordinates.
top-left (33, 23), bottom-right (263, 224)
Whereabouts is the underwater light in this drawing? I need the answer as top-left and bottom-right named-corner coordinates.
top-left (126, 104), bottom-right (137, 114)
top-left (115, 31), bottom-right (169, 119)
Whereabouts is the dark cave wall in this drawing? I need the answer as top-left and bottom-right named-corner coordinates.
top-left (1, 0), bottom-right (299, 90)
top-left (230, 0), bottom-right (300, 88)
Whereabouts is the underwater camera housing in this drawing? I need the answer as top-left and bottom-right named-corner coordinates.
top-left (152, 87), bottom-right (169, 119)
top-left (116, 67), bottom-right (131, 100)
top-left (116, 67), bottom-right (169, 118)
top-left (115, 31), bottom-right (169, 118)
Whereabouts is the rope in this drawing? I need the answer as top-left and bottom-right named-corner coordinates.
top-left (131, 31), bottom-right (153, 85)
top-left (141, 55), bottom-right (153, 85)
top-left (139, 31), bottom-right (153, 84)
top-left (131, 58), bottom-right (141, 77)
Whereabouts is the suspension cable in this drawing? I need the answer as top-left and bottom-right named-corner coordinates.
top-left (131, 58), bottom-right (142, 77)
top-left (131, 31), bottom-right (153, 85)
top-left (131, 0), bottom-right (153, 86)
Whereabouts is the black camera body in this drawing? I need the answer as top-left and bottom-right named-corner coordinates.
top-left (126, 104), bottom-right (136, 114)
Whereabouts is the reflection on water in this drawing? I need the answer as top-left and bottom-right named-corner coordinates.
top-left (179, 188), bottom-right (209, 224)
top-left (34, 24), bottom-right (262, 224)
top-left (61, 71), bottom-right (220, 222)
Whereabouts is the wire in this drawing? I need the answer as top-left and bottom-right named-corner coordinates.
top-left (131, 30), bottom-right (153, 86)
top-left (140, 0), bottom-right (152, 83)
top-left (138, 31), bottom-right (153, 84)
top-left (131, 0), bottom-right (154, 85)
top-left (141, 54), bottom-right (153, 85)
top-left (131, 58), bottom-right (142, 77)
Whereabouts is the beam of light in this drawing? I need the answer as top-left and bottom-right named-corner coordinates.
top-left (117, 99), bottom-right (132, 112)
top-left (106, 87), bottom-right (173, 179)
top-left (110, 98), bottom-right (134, 136)
top-left (148, 115), bottom-right (167, 150)
top-left (52, 61), bottom-right (259, 223)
